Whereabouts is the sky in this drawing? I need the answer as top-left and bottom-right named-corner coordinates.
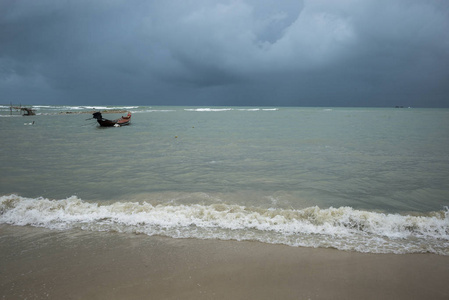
top-left (1, 0), bottom-right (449, 107)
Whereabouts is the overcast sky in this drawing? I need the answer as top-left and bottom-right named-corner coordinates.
top-left (1, 0), bottom-right (448, 107)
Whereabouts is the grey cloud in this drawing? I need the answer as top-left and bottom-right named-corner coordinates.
top-left (1, 0), bottom-right (448, 107)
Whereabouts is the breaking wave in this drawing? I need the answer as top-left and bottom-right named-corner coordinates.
top-left (184, 108), bottom-right (278, 112)
top-left (1, 195), bottom-right (448, 255)
top-left (185, 108), bottom-right (233, 112)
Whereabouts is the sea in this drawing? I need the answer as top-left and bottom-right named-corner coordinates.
top-left (1, 105), bottom-right (448, 255)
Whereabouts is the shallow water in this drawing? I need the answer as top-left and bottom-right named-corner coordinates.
top-left (1, 105), bottom-right (449, 254)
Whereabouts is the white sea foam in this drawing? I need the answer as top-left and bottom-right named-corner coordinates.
top-left (144, 109), bottom-right (176, 113)
top-left (235, 108), bottom-right (278, 111)
top-left (32, 105), bottom-right (53, 108)
top-left (185, 108), bottom-right (233, 112)
top-left (1, 195), bottom-right (448, 255)
top-left (184, 108), bottom-right (278, 112)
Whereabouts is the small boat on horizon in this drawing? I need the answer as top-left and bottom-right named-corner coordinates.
top-left (92, 111), bottom-right (131, 127)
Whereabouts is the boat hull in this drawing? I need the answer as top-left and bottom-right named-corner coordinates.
top-left (93, 112), bottom-right (131, 127)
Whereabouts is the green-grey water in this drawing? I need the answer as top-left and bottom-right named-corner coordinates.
top-left (1, 106), bottom-right (449, 254)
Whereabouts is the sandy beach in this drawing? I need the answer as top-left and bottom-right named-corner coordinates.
top-left (1, 225), bottom-right (448, 300)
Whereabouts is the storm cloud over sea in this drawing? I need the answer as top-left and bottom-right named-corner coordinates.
top-left (1, 0), bottom-right (449, 107)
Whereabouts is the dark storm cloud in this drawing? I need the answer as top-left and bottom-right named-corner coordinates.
top-left (1, 0), bottom-right (448, 107)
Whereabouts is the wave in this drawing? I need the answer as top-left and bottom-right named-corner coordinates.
top-left (29, 105), bottom-right (94, 111)
top-left (142, 109), bottom-right (176, 113)
top-left (1, 105), bottom-right (278, 114)
top-left (1, 195), bottom-right (448, 255)
top-left (86, 106), bottom-right (139, 110)
top-left (185, 108), bottom-right (233, 112)
top-left (14, 105), bottom-right (140, 111)
top-left (184, 108), bottom-right (279, 112)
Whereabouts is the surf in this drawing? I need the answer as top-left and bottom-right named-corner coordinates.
top-left (1, 194), bottom-right (448, 255)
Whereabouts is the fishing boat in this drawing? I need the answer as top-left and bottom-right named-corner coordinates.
top-left (92, 111), bottom-right (131, 127)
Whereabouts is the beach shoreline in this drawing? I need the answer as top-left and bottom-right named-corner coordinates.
top-left (1, 224), bottom-right (448, 300)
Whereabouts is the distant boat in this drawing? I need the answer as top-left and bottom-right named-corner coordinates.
top-left (92, 111), bottom-right (131, 127)
top-left (11, 106), bottom-right (36, 116)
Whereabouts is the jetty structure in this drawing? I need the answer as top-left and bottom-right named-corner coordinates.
top-left (9, 104), bottom-right (36, 116)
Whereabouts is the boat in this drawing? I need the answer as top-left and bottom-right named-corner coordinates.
top-left (11, 106), bottom-right (36, 116)
top-left (92, 111), bottom-right (131, 127)
top-left (21, 107), bottom-right (36, 116)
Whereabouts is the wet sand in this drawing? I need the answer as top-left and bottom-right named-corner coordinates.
top-left (1, 225), bottom-right (448, 300)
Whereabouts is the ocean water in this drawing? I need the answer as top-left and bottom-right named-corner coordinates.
top-left (1, 105), bottom-right (448, 254)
